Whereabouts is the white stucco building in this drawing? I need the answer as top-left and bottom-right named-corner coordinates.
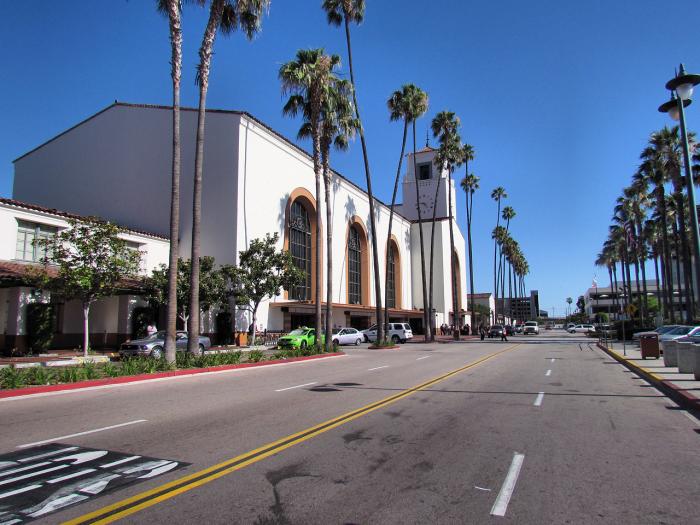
top-left (11, 102), bottom-right (468, 342)
top-left (0, 198), bottom-right (169, 352)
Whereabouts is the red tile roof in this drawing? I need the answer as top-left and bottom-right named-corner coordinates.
top-left (0, 198), bottom-right (169, 241)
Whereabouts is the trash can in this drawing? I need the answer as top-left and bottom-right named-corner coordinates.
top-left (640, 333), bottom-right (660, 359)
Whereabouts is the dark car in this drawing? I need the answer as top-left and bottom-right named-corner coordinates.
top-left (488, 325), bottom-right (504, 338)
top-left (504, 325), bottom-right (514, 336)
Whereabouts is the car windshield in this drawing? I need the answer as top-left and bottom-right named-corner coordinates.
top-left (668, 326), bottom-right (693, 335)
top-left (525, 322), bottom-right (536, 326)
top-left (657, 326), bottom-right (678, 334)
top-left (288, 329), bottom-right (306, 336)
top-left (144, 331), bottom-right (165, 340)
top-left (492, 325), bottom-right (503, 329)
top-left (332, 329), bottom-right (341, 334)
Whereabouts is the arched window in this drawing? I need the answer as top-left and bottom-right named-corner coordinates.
top-left (387, 246), bottom-right (396, 308)
top-left (289, 200), bottom-right (311, 300)
top-left (348, 226), bottom-right (362, 304)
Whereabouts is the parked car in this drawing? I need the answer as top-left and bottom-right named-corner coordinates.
top-left (545, 323), bottom-right (553, 330)
top-left (505, 325), bottom-right (514, 336)
top-left (488, 325), bottom-right (504, 338)
top-left (119, 331), bottom-right (211, 358)
top-left (514, 324), bottom-right (524, 334)
top-left (277, 327), bottom-right (324, 349)
top-left (362, 323), bottom-right (413, 344)
top-left (331, 327), bottom-right (364, 346)
top-left (632, 325), bottom-right (680, 344)
top-left (568, 324), bottom-right (595, 334)
top-left (658, 325), bottom-right (700, 342)
top-left (523, 321), bottom-right (539, 335)
top-left (565, 323), bottom-right (575, 331)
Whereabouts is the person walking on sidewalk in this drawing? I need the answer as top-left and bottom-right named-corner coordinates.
top-left (500, 328), bottom-right (508, 342)
top-left (479, 325), bottom-right (485, 341)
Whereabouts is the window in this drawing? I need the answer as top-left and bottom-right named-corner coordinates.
top-left (289, 201), bottom-right (311, 300)
top-left (15, 220), bottom-right (57, 262)
top-left (418, 163), bottom-right (431, 180)
top-left (125, 241), bottom-right (146, 272)
top-left (348, 226), bottom-right (362, 304)
top-left (387, 245), bottom-right (396, 308)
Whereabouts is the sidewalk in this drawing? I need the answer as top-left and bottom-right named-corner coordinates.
top-left (597, 342), bottom-right (699, 411)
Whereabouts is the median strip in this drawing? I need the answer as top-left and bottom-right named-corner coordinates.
top-left (63, 344), bottom-right (520, 525)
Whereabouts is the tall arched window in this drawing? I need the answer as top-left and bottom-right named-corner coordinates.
top-left (289, 201), bottom-right (311, 300)
top-left (387, 246), bottom-right (396, 308)
top-left (348, 226), bottom-right (362, 304)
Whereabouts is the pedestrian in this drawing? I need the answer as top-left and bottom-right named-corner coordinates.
top-left (465, 323), bottom-right (470, 336)
top-left (479, 325), bottom-right (485, 341)
top-left (146, 322), bottom-right (157, 337)
top-left (500, 327), bottom-right (508, 342)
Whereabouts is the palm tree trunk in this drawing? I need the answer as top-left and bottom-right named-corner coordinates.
top-left (466, 187), bottom-right (476, 330)
top-left (313, 125), bottom-right (322, 345)
top-left (343, 16), bottom-right (383, 343)
top-left (165, 0), bottom-right (182, 364)
top-left (672, 224), bottom-right (684, 321)
top-left (674, 190), bottom-right (693, 322)
top-left (428, 170), bottom-right (443, 339)
top-left (323, 153), bottom-right (333, 352)
top-left (493, 201), bottom-right (501, 323)
top-left (188, 0), bottom-right (223, 353)
top-left (447, 171), bottom-right (459, 340)
top-left (384, 121), bottom-right (408, 332)
top-left (653, 253), bottom-right (662, 319)
top-left (411, 123), bottom-right (430, 340)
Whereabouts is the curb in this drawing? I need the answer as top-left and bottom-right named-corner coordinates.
top-left (596, 342), bottom-right (699, 412)
top-left (0, 352), bottom-right (345, 399)
top-left (367, 345), bottom-right (400, 350)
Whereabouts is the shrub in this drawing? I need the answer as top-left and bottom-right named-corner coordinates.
top-left (1, 365), bottom-right (27, 389)
top-left (120, 357), bottom-right (138, 376)
top-left (103, 362), bottom-right (120, 377)
top-left (26, 304), bottom-right (56, 354)
top-left (57, 367), bottom-right (84, 383)
top-left (222, 350), bottom-right (242, 365)
top-left (247, 349), bottom-right (265, 363)
top-left (27, 366), bottom-right (53, 386)
top-left (176, 352), bottom-right (195, 369)
top-left (156, 357), bottom-right (172, 372)
top-left (81, 362), bottom-right (99, 380)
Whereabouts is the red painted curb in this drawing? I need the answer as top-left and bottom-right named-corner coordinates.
top-left (0, 352), bottom-right (344, 399)
top-left (596, 343), bottom-right (698, 410)
top-left (367, 345), bottom-right (400, 350)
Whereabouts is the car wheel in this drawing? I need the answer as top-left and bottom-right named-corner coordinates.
top-left (364, 335), bottom-right (369, 343)
top-left (401, 339), bottom-right (407, 344)
top-left (391, 335), bottom-right (400, 344)
top-left (300, 341), bottom-right (307, 349)
top-left (355, 338), bottom-right (362, 346)
top-left (332, 339), bottom-right (339, 346)
top-left (151, 346), bottom-right (163, 359)
top-left (198, 343), bottom-right (205, 355)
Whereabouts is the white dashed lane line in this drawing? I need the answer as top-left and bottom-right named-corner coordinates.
top-left (416, 356), bottom-right (430, 361)
top-left (533, 392), bottom-right (545, 406)
top-left (274, 382), bottom-right (317, 392)
top-left (17, 420), bottom-right (148, 449)
top-left (545, 369), bottom-right (552, 376)
top-left (368, 366), bottom-right (389, 371)
top-left (490, 452), bottom-right (525, 517)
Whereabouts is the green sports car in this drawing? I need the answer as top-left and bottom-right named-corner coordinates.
top-left (277, 327), bottom-right (324, 349)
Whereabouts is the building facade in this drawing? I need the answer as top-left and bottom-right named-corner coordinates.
top-left (12, 102), bottom-right (468, 338)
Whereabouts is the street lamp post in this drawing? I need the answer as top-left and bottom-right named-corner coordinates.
top-left (659, 64), bottom-right (700, 318)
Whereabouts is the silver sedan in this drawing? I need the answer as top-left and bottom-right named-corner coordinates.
top-left (119, 331), bottom-right (212, 358)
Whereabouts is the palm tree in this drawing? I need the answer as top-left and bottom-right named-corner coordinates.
top-left (322, 0), bottom-right (384, 343)
top-left (566, 297), bottom-right (573, 318)
top-left (188, 0), bottom-right (270, 352)
top-left (384, 84), bottom-right (428, 333)
top-left (280, 49), bottom-right (342, 346)
top-left (490, 187), bottom-right (507, 322)
top-left (156, 0), bottom-right (183, 363)
top-left (460, 167), bottom-right (478, 331)
top-left (499, 206), bottom-right (516, 319)
top-left (430, 111), bottom-right (461, 339)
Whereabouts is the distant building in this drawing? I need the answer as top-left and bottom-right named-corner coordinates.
top-left (583, 280), bottom-right (688, 320)
top-left (503, 290), bottom-right (539, 321)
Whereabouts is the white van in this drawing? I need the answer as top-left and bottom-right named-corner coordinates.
top-left (523, 321), bottom-right (539, 335)
top-left (362, 323), bottom-right (413, 344)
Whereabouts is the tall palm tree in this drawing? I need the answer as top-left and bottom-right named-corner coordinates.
top-left (188, 0), bottom-right (270, 352)
top-left (322, 0), bottom-right (384, 343)
top-left (460, 168), bottom-right (478, 330)
top-left (566, 297), bottom-right (573, 318)
top-left (297, 77), bottom-right (357, 351)
top-left (384, 84), bottom-right (428, 333)
top-left (156, 0), bottom-right (183, 363)
top-left (432, 112), bottom-right (463, 339)
top-left (499, 206), bottom-right (516, 319)
top-left (430, 111), bottom-right (461, 339)
top-left (490, 187), bottom-right (507, 322)
top-left (280, 49), bottom-right (342, 346)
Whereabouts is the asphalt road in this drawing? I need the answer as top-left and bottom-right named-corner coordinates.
top-left (1, 332), bottom-right (698, 524)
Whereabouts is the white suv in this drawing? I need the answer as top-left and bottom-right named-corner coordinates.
top-left (523, 321), bottom-right (539, 335)
top-left (362, 323), bottom-right (413, 344)
top-left (569, 324), bottom-right (595, 334)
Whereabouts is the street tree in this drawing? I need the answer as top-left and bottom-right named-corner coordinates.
top-left (33, 219), bottom-right (141, 357)
top-left (460, 145), bottom-right (477, 329)
top-left (223, 233), bottom-right (303, 346)
top-left (148, 257), bottom-right (227, 333)
top-left (490, 187), bottom-right (507, 322)
top-left (156, 0), bottom-right (183, 364)
top-left (188, 0), bottom-right (270, 354)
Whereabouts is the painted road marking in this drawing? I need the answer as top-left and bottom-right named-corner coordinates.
top-left (274, 382), bottom-right (317, 392)
top-left (0, 462), bottom-right (52, 478)
top-left (416, 356), bottom-right (430, 361)
top-left (490, 453), bottom-right (525, 517)
top-left (65, 344), bottom-right (521, 525)
top-left (368, 366), bottom-right (389, 371)
top-left (534, 392), bottom-right (545, 406)
top-left (550, 358), bottom-right (555, 363)
top-left (17, 447), bottom-right (79, 463)
top-left (99, 457), bottom-right (141, 469)
top-left (17, 421), bottom-right (148, 449)
top-left (545, 369), bottom-right (552, 377)
top-left (0, 444), bottom-right (188, 524)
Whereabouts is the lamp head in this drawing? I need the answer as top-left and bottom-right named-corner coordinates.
top-left (666, 64), bottom-right (700, 101)
top-left (658, 92), bottom-right (691, 121)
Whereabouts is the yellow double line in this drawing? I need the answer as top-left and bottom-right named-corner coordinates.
top-left (65, 344), bottom-right (519, 524)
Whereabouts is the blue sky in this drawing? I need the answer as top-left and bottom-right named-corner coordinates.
top-left (1, 1), bottom-right (699, 316)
